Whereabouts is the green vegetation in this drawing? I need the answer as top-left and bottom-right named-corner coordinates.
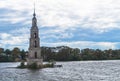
top-left (17, 61), bottom-right (26, 69)
top-left (41, 46), bottom-right (120, 61)
top-left (17, 62), bottom-right (54, 69)
top-left (27, 63), bottom-right (37, 69)
top-left (0, 47), bottom-right (26, 62)
top-left (1, 46), bottom-right (120, 62)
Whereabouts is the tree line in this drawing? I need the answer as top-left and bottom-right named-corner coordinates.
top-left (41, 46), bottom-right (120, 61)
top-left (0, 47), bottom-right (26, 62)
top-left (0, 46), bottom-right (120, 62)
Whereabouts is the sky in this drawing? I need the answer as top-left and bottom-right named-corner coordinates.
top-left (0, 0), bottom-right (120, 50)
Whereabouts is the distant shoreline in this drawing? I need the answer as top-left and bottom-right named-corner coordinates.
top-left (0, 59), bottom-right (120, 63)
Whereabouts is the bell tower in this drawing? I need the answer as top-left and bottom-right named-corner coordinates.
top-left (27, 4), bottom-right (43, 66)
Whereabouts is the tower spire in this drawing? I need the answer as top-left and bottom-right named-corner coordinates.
top-left (32, 1), bottom-right (37, 27)
top-left (33, 2), bottom-right (36, 17)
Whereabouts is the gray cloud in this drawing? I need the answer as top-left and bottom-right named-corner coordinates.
top-left (0, 0), bottom-right (120, 49)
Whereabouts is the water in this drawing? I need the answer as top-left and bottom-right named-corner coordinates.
top-left (0, 60), bottom-right (120, 81)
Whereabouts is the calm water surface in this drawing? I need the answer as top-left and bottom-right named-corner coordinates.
top-left (0, 60), bottom-right (120, 81)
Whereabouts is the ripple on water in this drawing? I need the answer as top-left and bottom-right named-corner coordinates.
top-left (0, 60), bottom-right (120, 81)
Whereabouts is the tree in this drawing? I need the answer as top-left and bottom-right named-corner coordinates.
top-left (41, 47), bottom-right (56, 61)
top-left (12, 47), bottom-right (20, 61)
top-left (0, 48), bottom-right (4, 54)
top-left (56, 46), bottom-right (70, 61)
top-left (20, 49), bottom-right (26, 60)
top-left (70, 48), bottom-right (80, 61)
top-left (81, 48), bottom-right (95, 60)
top-left (4, 49), bottom-right (11, 55)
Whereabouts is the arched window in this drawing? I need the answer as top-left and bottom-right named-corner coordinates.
top-left (35, 52), bottom-right (37, 58)
top-left (34, 33), bottom-right (37, 38)
top-left (34, 41), bottom-right (37, 47)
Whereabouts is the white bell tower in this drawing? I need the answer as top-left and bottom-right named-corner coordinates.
top-left (27, 4), bottom-right (43, 66)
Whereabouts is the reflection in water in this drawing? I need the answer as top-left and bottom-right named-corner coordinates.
top-left (0, 61), bottom-right (120, 81)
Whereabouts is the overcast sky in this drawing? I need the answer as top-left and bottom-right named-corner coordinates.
top-left (0, 0), bottom-right (120, 50)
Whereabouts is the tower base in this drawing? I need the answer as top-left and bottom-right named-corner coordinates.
top-left (27, 58), bottom-right (43, 68)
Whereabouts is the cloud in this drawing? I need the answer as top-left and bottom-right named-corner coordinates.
top-left (0, 17), bottom-right (27, 24)
top-left (37, 0), bottom-right (120, 33)
top-left (0, 27), bottom-right (29, 50)
top-left (0, 31), bottom-right (119, 50)
top-left (1, 33), bottom-right (11, 39)
top-left (41, 41), bottom-right (118, 50)
top-left (1, 34), bottom-right (27, 45)
top-left (1, 0), bottom-right (120, 50)
top-left (1, 0), bottom-right (120, 33)
top-left (41, 29), bottom-right (74, 41)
